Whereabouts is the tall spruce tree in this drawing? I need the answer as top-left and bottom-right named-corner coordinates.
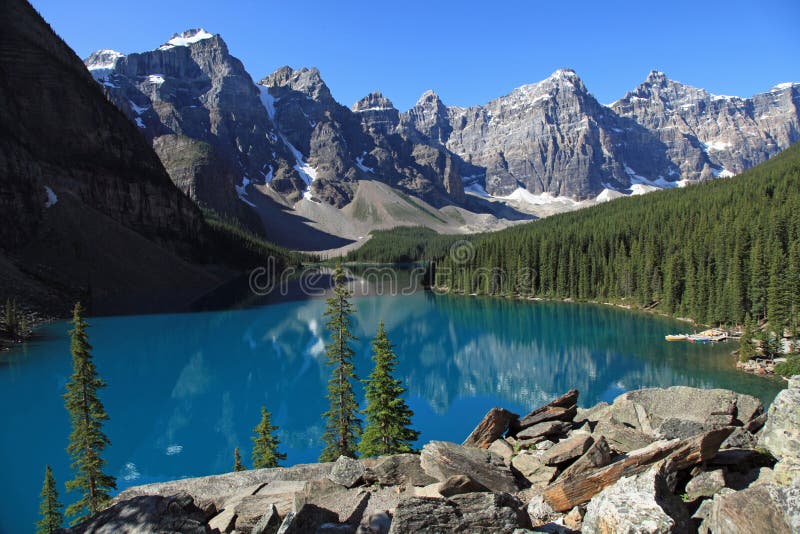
top-left (319, 266), bottom-right (361, 461)
top-left (738, 314), bottom-right (756, 363)
top-left (358, 321), bottom-right (419, 457)
top-left (233, 447), bottom-right (245, 472)
top-left (63, 302), bottom-right (116, 524)
top-left (36, 465), bottom-right (63, 534)
top-left (252, 406), bottom-right (286, 468)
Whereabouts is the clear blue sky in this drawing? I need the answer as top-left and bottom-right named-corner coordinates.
top-left (32, 0), bottom-right (799, 110)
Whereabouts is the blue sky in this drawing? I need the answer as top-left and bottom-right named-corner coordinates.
top-left (32, 0), bottom-right (799, 110)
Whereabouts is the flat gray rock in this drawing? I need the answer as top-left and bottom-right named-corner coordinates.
top-left (685, 469), bottom-right (726, 501)
top-left (511, 453), bottom-right (558, 487)
top-left (388, 493), bottom-right (530, 533)
top-left (63, 493), bottom-right (213, 534)
top-left (592, 420), bottom-right (655, 454)
top-left (362, 454), bottom-right (436, 487)
top-left (699, 482), bottom-right (799, 534)
top-left (420, 441), bottom-right (519, 493)
top-left (539, 434), bottom-right (593, 466)
top-left (609, 386), bottom-right (763, 438)
top-left (517, 421), bottom-right (571, 441)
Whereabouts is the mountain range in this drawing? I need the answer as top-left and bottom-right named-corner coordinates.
top-left (83, 29), bottom-right (799, 252)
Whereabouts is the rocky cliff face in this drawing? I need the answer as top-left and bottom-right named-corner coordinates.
top-left (84, 31), bottom-right (799, 234)
top-left (411, 69), bottom-right (679, 198)
top-left (407, 69), bottom-right (799, 200)
top-left (612, 71), bottom-right (800, 180)
top-left (259, 68), bottom-right (465, 207)
top-left (0, 0), bottom-right (217, 314)
top-left (85, 29), bottom-right (302, 215)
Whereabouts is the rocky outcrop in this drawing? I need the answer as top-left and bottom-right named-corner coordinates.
top-left (84, 29), bottom-right (301, 214)
top-left (62, 493), bottom-right (213, 534)
top-left (760, 375), bottom-right (800, 461)
top-left (582, 462), bottom-right (690, 534)
top-left (84, 383), bottom-right (798, 533)
top-left (418, 69), bottom-right (679, 198)
top-left (613, 71), bottom-right (800, 182)
top-left (607, 385), bottom-right (764, 439)
top-left (698, 482), bottom-right (800, 534)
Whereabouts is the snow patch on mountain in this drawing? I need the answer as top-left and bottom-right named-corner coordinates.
top-left (158, 29), bottom-right (214, 50)
top-left (703, 140), bottom-right (733, 152)
top-left (279, 136), bottom-right (317, 187)
top-left (355, 153), bottom-right (374, 173)
top-left (595, 188), bottom-right (625, 203)
top-left (257, 85), bottom-right (278, 121)
top-left (464, 182), bottom-right (492, 198)
top-left (501, 188), bottom-right (579, 207)
top-left (235, 176), bottom-right (256, 207)
top-left (771, 82), bottom-right (799, 92)
top-left (145, 74), bottom-right (165, 85)
top-left (129, 100), bottom-right (149, 115)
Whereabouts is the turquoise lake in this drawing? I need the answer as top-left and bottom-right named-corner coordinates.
top-left (0, 290), bottom-right (785, 533)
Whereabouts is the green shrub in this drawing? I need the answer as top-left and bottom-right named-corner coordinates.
top-left (774, 355), bottom-right (800, 377)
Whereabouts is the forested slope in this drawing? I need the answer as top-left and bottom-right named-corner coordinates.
top-left (433, 142), bottom-right (800, 328)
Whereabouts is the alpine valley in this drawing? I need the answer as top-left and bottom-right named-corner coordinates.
top-left (84, 29), bottom-right (799, 252)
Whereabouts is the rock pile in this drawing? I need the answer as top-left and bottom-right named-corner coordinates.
top-left (61, 377), bottom-right (800, 533)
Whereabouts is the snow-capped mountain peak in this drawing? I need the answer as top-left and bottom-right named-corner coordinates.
top-left (158, 29), bottom-right (214, 50)
top-left (85, 49), bottom-right (125, 71)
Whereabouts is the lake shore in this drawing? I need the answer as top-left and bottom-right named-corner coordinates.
top-left (61, 379), bottom-right (800, 533)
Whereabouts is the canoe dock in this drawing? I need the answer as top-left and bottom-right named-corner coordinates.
top-left (665, 328), bottom-right (728, 343)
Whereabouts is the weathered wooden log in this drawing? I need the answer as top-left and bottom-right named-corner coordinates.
top-left (463, 407), bottom-right (519, 448)
top-left (542, 427), bottom-right (733, 512)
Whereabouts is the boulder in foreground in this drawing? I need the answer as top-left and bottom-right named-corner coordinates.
top-left (420, 441), bottom-right (519, 493)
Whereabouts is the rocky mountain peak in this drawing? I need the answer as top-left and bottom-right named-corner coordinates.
top-left (157, 28), bottom-right (215, 50)
top-left (416, 89), bottom-right (442, 105)
top-left (644, 69), bottom-right (668, 85)
top-left (84, 49), bottom-right (125, 71)
top-left (352, 91), bottom-right (396, 112)
top-left (84, 49), bottom-right (126, 81)
top-left (770, 81), bottom-right (799, 93)
top-left (261, 66), bottom-right (332, 103)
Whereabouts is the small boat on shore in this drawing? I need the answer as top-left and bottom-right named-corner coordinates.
top-left (665, 328), bottom-right (728, 343)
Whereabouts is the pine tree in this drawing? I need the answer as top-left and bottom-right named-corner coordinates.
top-left (63, 302), bottom-right (116, 524)
top-left (233, 447), bottom-right (245, 472)
top-left (35, 465), bottom-right (63, 534)
top-left (738, 314), bottom-right (756, 363)
top-left (252, 406), bottom-right (286, 469)
top-left (767, 251), bottom-right (788, 336)
top-left (358, 322), bottom-right (419, 457)
top-left (319, 266), bottom-right (362, 461)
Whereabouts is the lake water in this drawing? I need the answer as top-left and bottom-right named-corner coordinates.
top-left (0, 290), bottom-right (784, 533)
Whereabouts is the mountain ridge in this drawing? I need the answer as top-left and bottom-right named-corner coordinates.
top-left (82, 28), bottom-right (800, 250)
